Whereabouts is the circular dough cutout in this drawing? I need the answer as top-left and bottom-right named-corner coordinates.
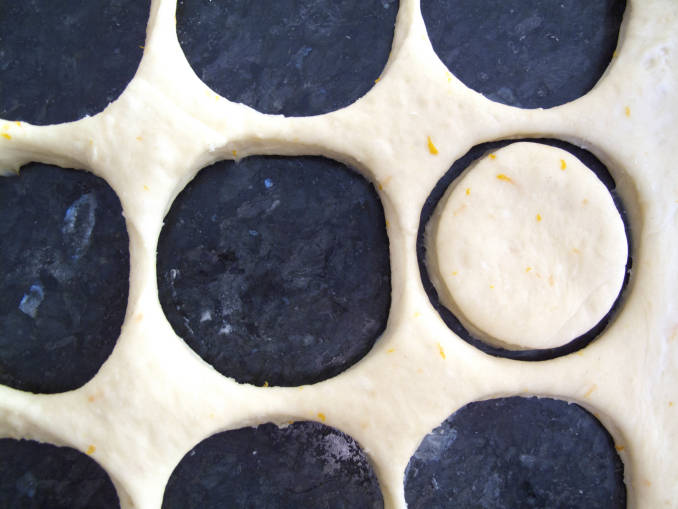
top-left (426, 142), bottom-right (628, 350)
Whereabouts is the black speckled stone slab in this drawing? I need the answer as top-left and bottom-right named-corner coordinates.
top-left (157, 156), bottom-right (391, 387)
top-left (422, 0), bottom-right (625, 108)
top-left (0, 163), bottom-right (129, 394)
top-left (177, 0), bottom-right (398, 116)
top-left (0, 439), bottom-right (120, 509)
top-left (0, 0), bottom-right (149, 125)
top-left (162, 421), bottom-right (384, 509)
top-left (404, 397), bottom-right (625, 509)
top-left (0, 0), bottom-right (628, 507)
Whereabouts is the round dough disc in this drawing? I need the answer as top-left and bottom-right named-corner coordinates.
top-left (427, 142), bottom-right (628, 350)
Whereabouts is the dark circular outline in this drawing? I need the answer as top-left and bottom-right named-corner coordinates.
top-left (417, 138), bottom-right (632, 361)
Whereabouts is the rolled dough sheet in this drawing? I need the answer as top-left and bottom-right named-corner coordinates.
top-left (1, 0), bottom-right (677, 508)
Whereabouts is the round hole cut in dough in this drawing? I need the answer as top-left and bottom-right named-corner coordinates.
top-left (426, 142), bottom-right (628, 351)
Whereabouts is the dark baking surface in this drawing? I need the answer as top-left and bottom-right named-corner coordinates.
top-left (157, 156), bottom-right (390, 388)
top-left (176, 0), bottom-right (398, 116)
top-left (422, 0), bottom-right (625, 109)
top-left (0, 438), bottom-right (120, 509)
top-left (0, 0), bottom-right (627, 508)
top-left (404, 397), bottom-right (625, 509)
top-left (162, 421), bottom-right (383, 509)
top-left (0, 0), bottom-right (149, 125)
top-left (0, 164), bottom-right (129, 394)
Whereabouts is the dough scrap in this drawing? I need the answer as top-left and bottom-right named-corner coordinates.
top-left (0, 0), bottom-right (677, 508)
top-left (427, 142), bottom-right (628, 350)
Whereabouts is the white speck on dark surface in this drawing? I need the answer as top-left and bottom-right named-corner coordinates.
top-left (514, 14), bottom-right (543, 36)
top-left (267, 199), bottom-right (280, 213)
top-left (520, 453), bottom-right (537, 467)
top-left (19, 284), bottom-right (44, 319)
top-left (15, 470), bottom-right (37, 498)
top-left (321, 431), bottom-right (354, 476)
top-left (62, 193), bottom-right (97, 260)
top-left (413, 427), bottom-right (458, 462)
top-left (292, 46), bottom-right (312, 70)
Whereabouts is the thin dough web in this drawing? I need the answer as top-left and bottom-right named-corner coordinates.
top-left (1, 0), bottom-right (677, 508)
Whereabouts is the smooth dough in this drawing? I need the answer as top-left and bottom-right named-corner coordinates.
top-left (1, 1), bottom-right (677, 509)
top-left (427, 142), bottom-right (628, 350)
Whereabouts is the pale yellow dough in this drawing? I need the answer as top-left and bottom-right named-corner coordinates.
top-left (1, 1), bottom-right (677, 508)
top-left (427, 142), bottom-right (628, 350)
